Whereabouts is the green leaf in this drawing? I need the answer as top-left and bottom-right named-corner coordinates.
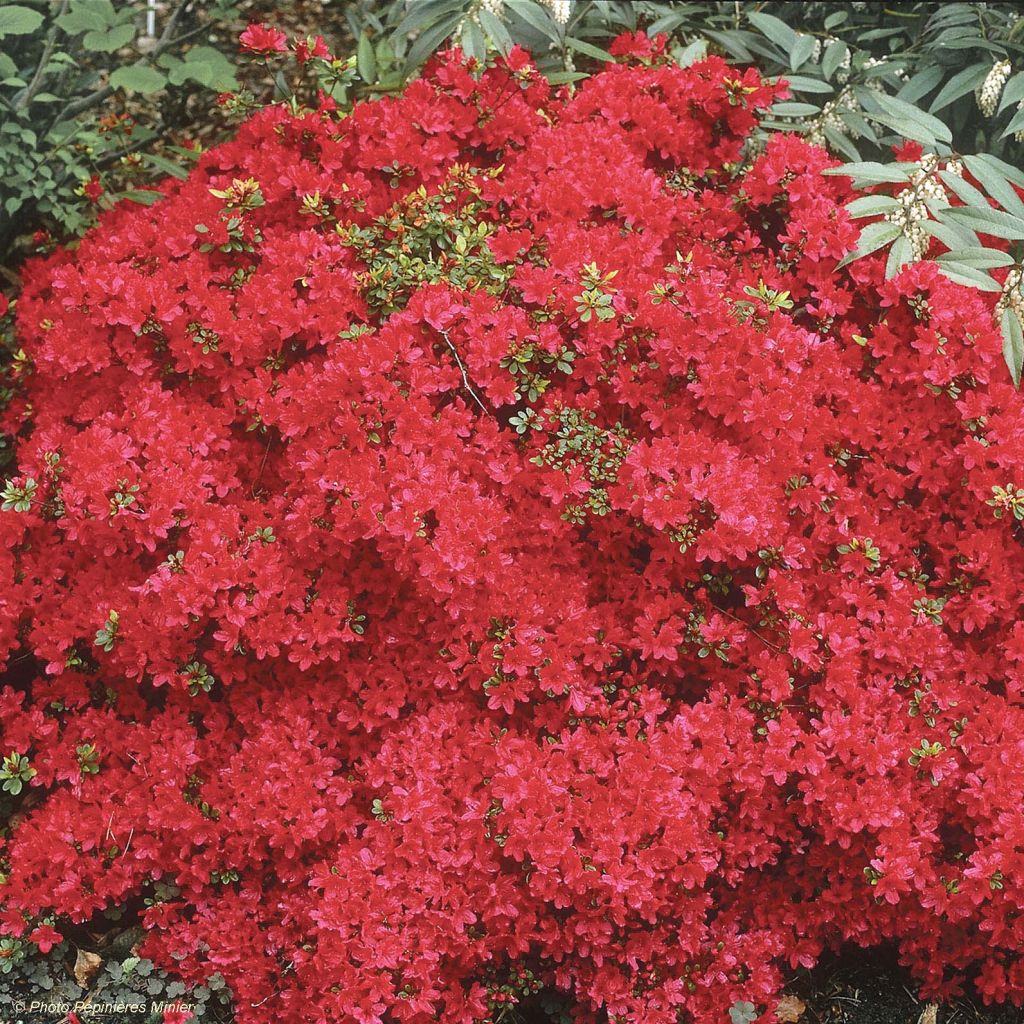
top-left (962, 155), bottom-right (1024, 220)
top-left (120, 189), bottom-right (163, 206)
top-left (566, 37), bottom-right (614, 63)
top-left (747, 11), bottom-right (797, 53)
top-left (928, 62), bottom-right (988, 112)
top-left (0, 5), bottom-right (44, 37)
top-left (109, 65), bottom-right (166, 94)
top-left (505, 0), bottom-right (560, 44)
top-left (822, 40), bottom-right (848, 81)
top-left (972, 152), bottom-right (1024, 190)
top-left (823, 124), bottom-right (862, 162)
top-left (478, 8), bottom-right (512, 55)
top-left (862, 90), bottom-right (953, 147)
top-left (935, 247), bottom-right (1015, 269)
top-left (999, 71), bottom-right (1024, 112)
top-left (771, 101), bottom-right (820, 117)
top-left (838, 220), bottom-right (901, 267)
top-left (941, 205), bottom-right (1024, 241)
top-left (395, 0), bottom-right (461, 36)
top-left (923, 218), bottom-right (980, 250)
top-left (357, 32), bottom-right (377, 83)
top-left (1004, 103), bottom-right (1024, 140)
top-left (938, 169), bottom-right (988, 209)
top-left (824, 161), bottom-right (913, 186)
top-left (460, 18), bottom-right (486, 64)
top-left (897, 65), bottom-right (944, 105)
top-left (845, 195), bottom-right (901, 218)
top-left (545, 70), bottom-right (585, 85)
top-left (934, 262), bottom-right (1001, 292)
top-left (1002, 307), bottom-right (1024, 387)
top-left (144, 153), bottom-right (188, 180)
top-left (729, 1001), bottom-right (758, 1024)
top-left (675, 38), bottom-right (707, 69)
top-left (885, 234), bottom-right (913, 278)
top-left (404, 14), bottom-right (461, 71)
top-left (789, 33), bottom-right (815, 72)
top-left (0, 54), bottom-right (17, 79)
top-left (82, 23), bottom-right (136, 53)
top-left (178, 46), bottom-right (237, 90)
top-left (784, 75), bottom-right (835, 95)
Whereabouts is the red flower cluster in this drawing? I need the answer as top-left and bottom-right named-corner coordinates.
top-left (2, 37), bottom-right (1023, 1024)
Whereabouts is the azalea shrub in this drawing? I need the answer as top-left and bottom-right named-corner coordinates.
top-left (3, 30), bottom-right (1024, 1024)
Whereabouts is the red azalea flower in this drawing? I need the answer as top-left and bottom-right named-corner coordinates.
top-left (295, 34), bottom-right (330, 63)
top-left (29, 924), bottom-right (62, 953)
top-left (83, 175), bottom-right (103, 202)
top-left (239, 22), bottom-right (287, 54)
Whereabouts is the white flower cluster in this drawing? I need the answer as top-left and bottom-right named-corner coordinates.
top-left (885, 155), bottom-right (947, 261)
top-left (805, 85), bottom-right (856, 145)
top-left (543, 0), bottom-right (572, 23)
top-left (977, 59), bottom-right (1011, 118)
top-left (473, 0), bottom-right (570, 31)
top-left (1014, 99), bottom-right (1024, 143)
top-left (997, 268), bottom-right (1024, 323)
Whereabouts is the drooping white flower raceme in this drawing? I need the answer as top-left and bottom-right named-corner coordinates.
top-left (977, 59), bottom-right (1012, 118)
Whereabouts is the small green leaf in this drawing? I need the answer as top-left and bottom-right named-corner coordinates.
top-left (838, 220), bottom-right (901, 267)
top-left (1002, 308), bottom-right (1024, 387)
top-left (566, 37), bottom-right (614, 63)
top-left (357, 32), bottom-right (377, 83)
top-left (145, 153), bottom-right (188, 180)
top-left (729, 1001), bottom-right (758, 1024)
top-left (885, 234), bottom-right (913, 279)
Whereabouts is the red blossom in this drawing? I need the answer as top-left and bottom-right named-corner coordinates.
top-left (239, 22), bottom-right (288, 54)
top-left (29, 924), bottom-right (62, 952)
top-left (294, 34), bottom-right (330, 63)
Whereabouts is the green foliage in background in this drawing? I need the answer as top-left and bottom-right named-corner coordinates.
top-left (0, 0), bottom-right (238, 254)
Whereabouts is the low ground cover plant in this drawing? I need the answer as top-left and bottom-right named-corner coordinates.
top-left (2, 27), bottom-right (1024, 1024)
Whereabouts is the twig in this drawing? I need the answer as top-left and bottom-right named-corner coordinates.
top-left (709, 602), bottom-right (789, 655)
top-left (439, 329), bottom-right (489, 415)
top-left (15, 0), bottom-right (69, 112)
